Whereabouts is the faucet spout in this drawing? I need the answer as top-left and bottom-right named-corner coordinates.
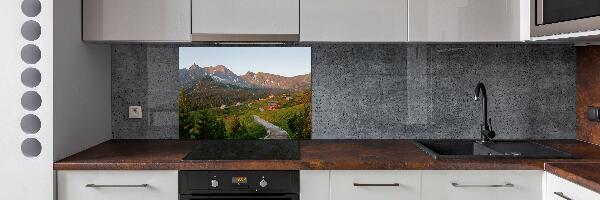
top-left (474, 83), bottom-right (495, 142)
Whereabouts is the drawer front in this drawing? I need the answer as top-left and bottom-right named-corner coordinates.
top-left (545, 173), bottom-right (600, 200)
top-left (330, 170), bottom-right (420, 200)
top-left (57, 170), bottom-right (178, 200)
top-left (422, 170), bottom-right (543, 200)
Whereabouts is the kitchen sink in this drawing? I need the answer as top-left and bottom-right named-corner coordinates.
top-left (413, 140), bottom-right (577, 159)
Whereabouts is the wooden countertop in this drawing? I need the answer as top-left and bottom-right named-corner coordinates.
top-left (54, 139), bottom-right (600, 171)
top-left (545, 162), bottom-right (600, 194)
top-left (54, 139), bottom-right (600, 194)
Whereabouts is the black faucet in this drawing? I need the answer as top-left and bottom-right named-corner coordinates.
top-left (474, 83), bottom-right (495, 143)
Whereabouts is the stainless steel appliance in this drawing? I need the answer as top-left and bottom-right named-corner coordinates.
top-left (179, 171), bottom-right (299, 200)
top-left (532, 0), bottom-right (600, 37)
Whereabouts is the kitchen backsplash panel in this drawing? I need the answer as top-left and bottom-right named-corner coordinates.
top-left (112, 44), bottom-right (576, 139)
top-left (576, 46), bottom-right (600, 145)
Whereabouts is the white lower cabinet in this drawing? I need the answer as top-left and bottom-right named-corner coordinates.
top-left (545, 172), bottom-right (600, 200)
top-left (301, 170), bottom-right (331, 200)
top-left (330, 170), bottom-right (421, 200)
top-left (57, 170), bottom-right (178, 200)
top-left (421, 170), bottom-right (543, 200)
top-left (57, 170), bottom-right (600, 200)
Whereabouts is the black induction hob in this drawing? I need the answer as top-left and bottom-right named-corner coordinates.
top-left (183, 140), bottom-right (300, 160)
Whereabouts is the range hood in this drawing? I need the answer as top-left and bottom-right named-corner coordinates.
top-left (191, 0), bottom-right (299, 42)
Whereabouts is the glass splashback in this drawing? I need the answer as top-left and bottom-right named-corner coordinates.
top-left (178, 47), bottom-right (311, 140)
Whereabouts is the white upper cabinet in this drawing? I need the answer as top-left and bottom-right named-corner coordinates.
top-left (300, 0), bottom-right (408, 42)
top-left (191, 0), bottom-right (300, 41)
top-left (82, 0), bottom-right (191, 42)
top-left (409, 0), bottom-right (530, 42)
top-left (80, 0), bottom-right (532, 42)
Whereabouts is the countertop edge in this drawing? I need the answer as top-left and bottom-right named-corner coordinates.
top-left (545, 162), bottom-right (600, 194)
top-left (52, 139), bottom-right (600, 191)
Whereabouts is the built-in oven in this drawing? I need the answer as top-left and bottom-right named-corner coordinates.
top-left (179, 171), bottom-right (299, 200)
top-left (532, 0), bottom-right (600, 37)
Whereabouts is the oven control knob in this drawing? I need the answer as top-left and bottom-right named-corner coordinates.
top-left (211, 180), bottom-right (219, 188)
top-left (259, 179), bottom-right (268, 188)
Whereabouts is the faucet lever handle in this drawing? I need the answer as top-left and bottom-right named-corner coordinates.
top-left (488, 118), bottom-right (496, 139)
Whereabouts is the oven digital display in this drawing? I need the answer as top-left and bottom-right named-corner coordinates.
top-left (232, 176), bottom-right (248, 185)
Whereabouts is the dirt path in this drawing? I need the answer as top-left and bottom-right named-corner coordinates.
top-left (252, 115), bottom-right (289, 139)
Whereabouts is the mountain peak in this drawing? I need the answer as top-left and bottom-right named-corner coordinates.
top-left (206, 65), bottom-right (230, 74)
top-left (243, 71), bottom-right (255, 77)
top-left (189, 63), bottom-right (200, 70)
top-left (241, 72), bottom-right (310, 91)
top-left (180, 64), bottom-right (310, 91)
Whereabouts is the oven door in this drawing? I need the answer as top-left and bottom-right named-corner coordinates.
top-left (180, 194), bottom-right (299, 200)
top-left (532, 0), bottom-right (600, 37)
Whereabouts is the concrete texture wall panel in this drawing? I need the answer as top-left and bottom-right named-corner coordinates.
top-left (111, 44), bottom-right (576, 140)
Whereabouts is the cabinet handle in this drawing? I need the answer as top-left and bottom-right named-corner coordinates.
top-left (553, 192), bottom-right (573, 200)
top-left (85, 184), bottom-right (149, 188)
top-left (451, 182), bottom-right (514, 188)
top-left (353, 183), bottom-right (400, 187)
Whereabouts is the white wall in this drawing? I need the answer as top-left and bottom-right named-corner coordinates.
top-left (0, 0), bottom-right (109, 198)
top-left (53, 0), bottom-right (112, 161)
top-left (0, 0), bottom-right (54, 199)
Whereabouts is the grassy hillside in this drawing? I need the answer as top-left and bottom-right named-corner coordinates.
top-left (179, 89), bottom-right (311, 140)
top-left (185, 76), bottom-right (289, 110)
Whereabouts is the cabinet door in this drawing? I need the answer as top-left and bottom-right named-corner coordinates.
top-left (83, 0), bottom-right (191, 41)
top-left (191, 0), bottom-right (299, 41)
top-left (330, 170), bottom-right (420, 200)
top-left (300, 170), bottom-right (330, 200)
top-left (421, 170), bottom-right (543, 200)
top-left (300, 0), bottom-right (408, 42)
top-left (545, 172), bottom-right (600, 200)
top-left (57, 170), bottom-right (178, 200)
top-left (409, 0), bottom-right (528, 42)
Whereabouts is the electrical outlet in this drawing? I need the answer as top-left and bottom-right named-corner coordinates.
top-left (129, 106), bottom-right (143, 119)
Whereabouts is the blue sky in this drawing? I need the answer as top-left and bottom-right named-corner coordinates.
top-left (179, 47), bottom-right (311, 77)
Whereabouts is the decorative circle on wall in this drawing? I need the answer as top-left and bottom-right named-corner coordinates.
top-left (21, 20), bottom-right (41, 41)
top-left (20, 114), bottom-right (41, 134)
top-left (21, 91), bottom-right (42, 111)
top-left (21, 0), bottom-right (41, 17)
top-left (21, 44), bottom-right (41, 64)
top-left (21, 138), bottom-right (42, 157)
top-left (21, 0), bottom-right (44, 160)
top-left (21, 68), bottom-right (41, 87)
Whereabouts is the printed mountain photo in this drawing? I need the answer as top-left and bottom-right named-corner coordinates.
top-left (178, 47), bottom-right (311, 140)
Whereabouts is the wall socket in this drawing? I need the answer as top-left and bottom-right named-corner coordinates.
top-left (128, 106), bottom-right (143, 119)
top-left (588, 106), bottom-right (600, 122)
